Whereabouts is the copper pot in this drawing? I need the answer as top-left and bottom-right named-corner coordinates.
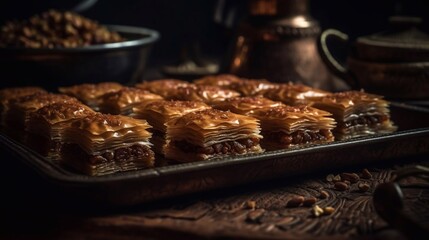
top-left (224, 0), bottom-right (336, 90)
top-left (319, 16), bottom-right (429, 99)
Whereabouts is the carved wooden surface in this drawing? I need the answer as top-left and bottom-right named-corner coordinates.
top-left (1, 159), bottom-right (428, 240)
top-left (55, 161), bottom-right (428, 240)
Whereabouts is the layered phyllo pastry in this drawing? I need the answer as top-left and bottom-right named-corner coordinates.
top-left (194, 74), bottom-right (242, 87)
top-left (165, 109), bottom-right (263, 162)
top-left (211, 97), bottom-right (284, 116)
top-left (311, 91), bottom-right (397, 140)
top-left (132, 100), bottom-right (211, 155)
top-left (5, 93), bottom-right (80, 134)
top-left (170, 85), bottom-right (241, 104)
top-left (60, 113), bottom-right (155, 176)
top-left (135, 79), bottom-right (190, 99)
top-left (263, 82), bottom-right (330, 105)
top-left (252, 105), bottom-right (336, 150)
top-left (98, 87), bottom-right (163, 115)
top-left (0, 87), bottom-right (47, 126)
top-left (58, 82), bottom-right (123, 110)
top-left (26, 102), bottom-right (95, 159)
top-left (228, 79), bottom-right (278, 97)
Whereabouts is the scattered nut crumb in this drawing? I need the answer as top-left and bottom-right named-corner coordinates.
top-left (246, 209), bottom-right (265, 223)
top-left (340, 172), bottom-right (360, 183)
top-left (326, 174), bottom-right (335, 182)
top-left (358, 182), bottom-right (370, 192)
top-left (312, 205), bottom-right (324, 217)
top-left (334, 181), bottom-right (349, 191)
top-left (246, 200), bottom-right (256, 210)
top-left (333, 174), bottom-right (342, 182)
top-left (361, 168), bottom-right (372, 179)
top-left (303, 197), bottom-right (317, 207)
top-left (286, 196), bottom-right (304, 208)
top-left (323, 206), bottom-right (335, 215)
top-left (319, 190), bottom-right (329, 199)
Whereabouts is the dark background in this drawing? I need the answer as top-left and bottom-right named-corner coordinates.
top-left (1, 0), bottom-right (428, 69)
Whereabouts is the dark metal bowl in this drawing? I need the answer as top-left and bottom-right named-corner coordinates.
top-left (0, 25), bottom-right (160, 91)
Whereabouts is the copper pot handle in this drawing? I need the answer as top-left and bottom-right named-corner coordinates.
top-left (318, 29), bottom-right (357, 88)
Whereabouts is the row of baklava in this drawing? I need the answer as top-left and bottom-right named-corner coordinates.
top-left (0, 74), bottom-right (397, 176)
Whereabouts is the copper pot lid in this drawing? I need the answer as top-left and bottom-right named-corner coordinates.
top-left (354, 16), bottom-right (429, 63)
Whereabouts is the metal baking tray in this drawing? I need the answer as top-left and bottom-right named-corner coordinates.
top-left (1, 103), bottom-right (429, 207)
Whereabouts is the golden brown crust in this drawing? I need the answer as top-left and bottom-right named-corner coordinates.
top-left (229, 79), bottom-right (278, 97)
top-left (135, 79), bottom-right (190, 99)
top-left (58, 82), bottom-right (123, 108)
top-left (69, 113), bottom-right (151, 135)
top-left (0, 87), bottom-right (47, 101)
top-left (133, 100), bottom-right (211, 132)
top-left (311, 91), bottom-right (397, 140)
top-left (98, 87), bottom-right (163, 115)
top-left (30, 102), bottom-right (95, 126)
top-left (9, 93), bottom-right (80, 112)
top-left (211, 97), bottom-right (284, 115)
top-left (263, 82), bottom-right (330, 105)
top-left (313, 91), bottom-right (387, 109)
top-left (63, 113), bottom-right (153, 155)
top-left (252, 105), bottom-right (336, 133)
top-left (194, 74), bottom-right (243, 87)
top-left (166, 109), bottom-right (262, 148)
top-left (171, 85), bottom-right (241, 103)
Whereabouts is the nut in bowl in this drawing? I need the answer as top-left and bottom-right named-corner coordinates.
top-left (0, 10), bottom-right (160, 91)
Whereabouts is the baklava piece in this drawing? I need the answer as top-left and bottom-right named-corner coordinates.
top-left (58, 82), bottom-right (123, 110)
top-left (165, 109), bottom-right (263, 162)
top-left (132, 100), bottom-right (211, 155)
top-left (228, 79), bottom-right (278, 97)
top-left (61, 113), bottom-right (155, 176)
top-left (98, 87), bottom-right (163, 115)
top-left (0, 87), bottom-right (47, 126)
top-left (252, 105), bottom-right (336, 150)
top-left (311, 91), bottom-right (397, 140)
top-left (4, 93), bottom-right (80, 138)
top-left (194, 74), bottom-right (242, 87)
top-left (26, 102), bottom-right (95, 159)
top-left (135, 79), bottom-right (190, 99)
top-left (264, 82), bottom-right (330, 105)
top-left (171, 85), bottom-right (241, 104)
top-left (211, 96), bottom-right (284, 116)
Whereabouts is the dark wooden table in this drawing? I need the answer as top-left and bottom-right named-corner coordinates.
top-left (1, 152), bottom-right (428, 240)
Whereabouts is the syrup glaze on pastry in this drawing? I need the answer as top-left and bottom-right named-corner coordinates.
top-left (263, 82), bottom-right (330, 105)
top-left (135, 79), bottom-right (190, 99)
top-left (61, 113), bottom-right (154, 176)
top-left (211, 96), bottom-right (284, 116)
top-left (165, 109), bottom-right (263, 162)
top-left (133, 100), bottom-right (211, 155)
top-left (252, 105), bottom-right (336, 150)
top-left (26, 102), bottom-right (95, 158)
top-left (311, 91), bottom-right (397, 140)
top-left (59, 82), bottom-right (123, 110)
top-left (98, 87), bottom-right (163, 115)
